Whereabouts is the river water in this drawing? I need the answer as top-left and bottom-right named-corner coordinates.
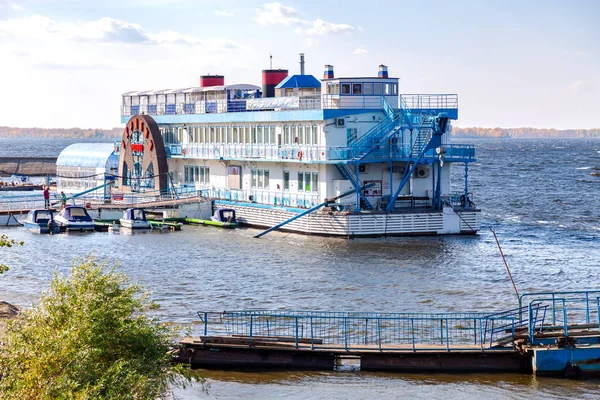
top-left (1, 137), bottom-right (600, 398)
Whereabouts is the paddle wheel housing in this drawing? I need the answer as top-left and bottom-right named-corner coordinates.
top-left (118, 115), bottom-right (168, 194)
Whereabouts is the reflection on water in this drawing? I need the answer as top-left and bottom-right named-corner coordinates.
top-left (1, 138), bottom-right (600, 398)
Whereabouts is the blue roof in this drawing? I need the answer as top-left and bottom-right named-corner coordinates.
top-left (57, 143), bottom-right (118, 169)
top-left (275, 74), bottom-right (321, 89)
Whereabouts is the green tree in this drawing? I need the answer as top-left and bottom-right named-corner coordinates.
top-left (0, 235), bottom-right (23, 274)
top-left (0, 257), bottom-right (194, 399)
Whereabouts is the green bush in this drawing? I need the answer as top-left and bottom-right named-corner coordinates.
top-left (0, 257), bottom-right (193, 399)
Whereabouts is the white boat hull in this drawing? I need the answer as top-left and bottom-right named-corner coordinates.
top-left (214, 202), bottom-right (480, 237)
top-left (119, 218), bottom-right (152, 229)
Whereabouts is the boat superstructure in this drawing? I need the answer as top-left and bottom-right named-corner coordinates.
top-left (120, 208), bottom-right (152, 230)
top-left (23, 209), bottom-right (60, 234)
top-left (117, 56), bottom-right (479, 237)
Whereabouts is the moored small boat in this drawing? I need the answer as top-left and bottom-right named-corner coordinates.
top-left (55, 206), bottom-right (95, 231)
top-left (209, 208), bottom-right (238, 228)
top-left (119, 208), bottom-right (152, 229)
top-left (22, 209), bottom-right (60, 234)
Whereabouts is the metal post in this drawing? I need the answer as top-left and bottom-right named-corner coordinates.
top-left (250, 315), bottom-right (253, 338)
top-left (464, 163), bottom-right (469, 209)
top-left (411, 319), bottom-right (416, 351)
top-left (204, 312), bottom-right (208, 336)
top-left (355, 163), bottom-right (360, 212)
top-left (436, 161), bottom-right (442, 210)
top-left (310, 317), bottom-right (314, 350)
top-left (377, 318), bottom-right (382, 351)
top-left (295, 317), bottom-right (299, 349)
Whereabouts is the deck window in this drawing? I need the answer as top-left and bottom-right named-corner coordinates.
top-left (374, 83), bottom-right (382, 95)
top-left (384, 83), bottom-right (391, 95)
top-left (312, 125), bottom-right (319, 145)
top-left (251, 169), bottom-right (269, 189)
top-left (298, 171), bottom-right (316, 192)
top-left (341, 83), bottom-right (351, 95)
top-left (352, 83), bottom-right (362, 95)
top-left (283, 171), bottom-right (290, 190)
top-left (364, 83), bottom-right (373, 95)
top-left (184, 165), bottom-right (209, 184)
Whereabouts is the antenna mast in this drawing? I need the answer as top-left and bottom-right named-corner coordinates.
top-left (269, 53), bottom-right (272, 69)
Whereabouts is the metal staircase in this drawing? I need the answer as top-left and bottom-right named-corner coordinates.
top-left (335, 164), bottom-right (373, 209)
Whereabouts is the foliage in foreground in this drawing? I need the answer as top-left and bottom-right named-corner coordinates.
top-left (0, 257), bottom-right (194, 400)
top-left (0, 234), bottom-right (24, 274)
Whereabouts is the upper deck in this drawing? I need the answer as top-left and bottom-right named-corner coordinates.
top-left (120, 65), bottom-right (458, 124)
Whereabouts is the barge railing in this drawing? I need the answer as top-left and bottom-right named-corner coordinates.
top-left (195, 305), bottom-right (547, 352)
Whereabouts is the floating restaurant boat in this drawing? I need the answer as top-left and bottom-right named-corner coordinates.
top-left (22, 209), bottom-right (60, 234)
top-left (55, 205), bottom-right (95, 231)
top-left (86, 53), bottom-right (479, 237)
top-left (119, 208), bottom-right (152, 229)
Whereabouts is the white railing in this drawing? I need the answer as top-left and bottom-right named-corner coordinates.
top-left (188, 186), bottom-right (320, 209)
top-left (167, 143), bottom-right (418, 162)
top-left (400, 94), bottom-right (458, 110)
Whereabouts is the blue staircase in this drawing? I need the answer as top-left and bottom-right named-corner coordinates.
top-left (335, 164), bottom-right (373, 209)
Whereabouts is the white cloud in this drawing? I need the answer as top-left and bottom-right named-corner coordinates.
top-left (255, 2), bottom-right (303, 26)
top-left (353, 47), bottom-right (367, 55)
top-left (575, 50), bottom-right (585, 56)
top-left (297, 19), bottom-right (354, 37)
top-left (0, 15), bottom-right (240, 49)
top-left (569, 80), bottom-right (591, 92)
top-left (11, 3), bottom-right (22, 10)
top-left (255, 2), bottom-right (354, 37)
top-left (213, 10), bottom-right (235, 17)
top-left (73, 17), bottom-right (150, 44)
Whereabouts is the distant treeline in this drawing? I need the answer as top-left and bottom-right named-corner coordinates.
top-left (452, 127), bottom-right (600, 138)
top-left (0, 127), bottom-right (122, 139)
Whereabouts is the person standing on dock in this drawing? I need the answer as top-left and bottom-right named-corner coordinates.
top-left (43, 186), bottom-right (50, 209)
top-left (60, 191), bottom-right (67, 208)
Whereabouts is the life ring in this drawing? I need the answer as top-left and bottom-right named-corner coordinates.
top-left (298, 150), bottom-right (303, 161)
top-left (182, 148), bottom-right (187, 156)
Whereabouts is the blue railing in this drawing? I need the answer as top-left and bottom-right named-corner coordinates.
top-left (195, 305), bottom-right (549, 351)
top-left (519, 290), bottom-right (600, 344)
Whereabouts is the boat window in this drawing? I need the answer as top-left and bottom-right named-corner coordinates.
top-left (304, 172), bottom-right (311, 192)
top-left (364, 83), bottom-right (373, 95)
top-left (312, 125), bottom-right (319, 145)
top-left (384, 83), bottom-right (391, 95)
top-left (352, 83), bottom-right (362, 95)
top-left (374, 83), bottom-right (382, 95)
top-left (283, 171), bottom-right (290, 191)
top-left (297, 172), bottom-right (304, 192)
top-left (341, 83), bottom-right (351, 95)
top-left (392, 83), bottom-right (398, 95)
top-left (312, 172), bottom-right (318, 193)
top-left (70, 208), bottom-right (87, 217)
top-left (251, 169), bottom-right (269, 189)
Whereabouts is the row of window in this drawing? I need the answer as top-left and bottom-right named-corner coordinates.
top-left (249, 169), bottom-right (319, 193)
top-left (162, 124), bottom-right (321, 146)
top-left (326, 82), bottom-right (398, 96)
top-left (184, 166), bottom-right (210, 184)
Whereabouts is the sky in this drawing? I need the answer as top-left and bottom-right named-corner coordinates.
top-left (0, 0), bottom-right (598, 130)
